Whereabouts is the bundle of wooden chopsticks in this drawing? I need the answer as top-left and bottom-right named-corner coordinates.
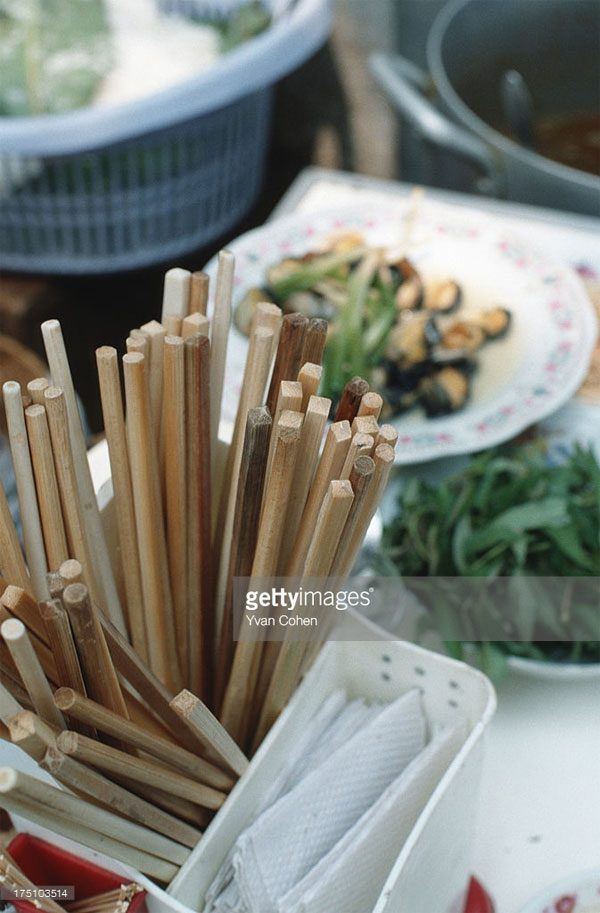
top-left (0, 846), bottom-right (142, 913)
top-left (0, 250), bottom-right (396, 883)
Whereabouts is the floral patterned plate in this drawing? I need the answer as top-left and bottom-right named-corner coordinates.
top-left (205, 200), bottom-right (597, 464)
top-left (518, 870), bottom-right (600, 913)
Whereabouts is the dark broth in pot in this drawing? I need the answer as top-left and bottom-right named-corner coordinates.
top-left (534, 112), bottom-right (600, 176)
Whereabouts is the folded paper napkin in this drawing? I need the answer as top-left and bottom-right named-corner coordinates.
top-left (206, 688), bottom-right (453, 913)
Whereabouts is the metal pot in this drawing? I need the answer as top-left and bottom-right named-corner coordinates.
top-left (371, 0), bottom-right (600, 216)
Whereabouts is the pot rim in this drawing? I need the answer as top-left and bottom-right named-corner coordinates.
top-left (426, 0), bottom-right (600, 191)
top-left (507, 654), bottom-right (600, 680)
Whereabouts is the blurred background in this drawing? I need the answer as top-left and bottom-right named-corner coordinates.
top-left (0, 0), bottom-right (598, 430)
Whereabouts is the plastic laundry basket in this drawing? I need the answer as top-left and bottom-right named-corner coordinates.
top-left (0, 0), bottom-right (332, 274)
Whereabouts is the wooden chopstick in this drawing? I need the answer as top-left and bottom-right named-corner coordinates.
top-left (216, 406), bottom-right (272, 716)
top-left (41, 320), bottom-right (125, 635)
top-left (42, 746), bottom-right (201, 850)
top-left (170, 690), bottom-right (248, 778)
top-left (1, 585), bottom-right (49, 646)
top-left (277, 395), bottom-right (331, 575)
top-left (266, 313), bottom-right (309, 417)
top-left (24, 404), bottom-right (69, 572)
top-left (209, 250), bottom-right (234, 479)
top-left (161, 267), bottom-right (190, 326)
top-left (7, 710), bottom-right (58, 762)
top-left (332, 443), bottom-right (395, 577)
top-left (189, 271), bottom-right (209, 315)
top-left (300, 317), bottom-right (328, 367)
top-left (284, 420), bottom-right (352, 576)
top-left (123, 353), bottom-right (181, 692)
top-left (1, 619), bottom-right (64, 729)
top-left (185, 334), bottom-right (213, 702)
top-left (297, 363), bottom-right (322, 412)
top-left (162, 336), bottom-right (188, 678)
top-left (3, 382), bottom-right (48, 600)
top-left (26, 377), bottom-right (49, 406)
top-left (55, 731), bottom-right (226, 810)
top-left (340, 432), bottom-right (375, 479)
top-left (182, 312), bottom-right (210, 340)
top-left (334, 376), bottom-right (370, 422)
top-left (61, 583), bottom-right (128, 723)
top-left (0, 482), bottom-right (31, 595)
top-left (0, 767), bottom-right (179, 882)
top-left (357, 391), bottom-right (383, 419)
top-left (96, 347), bottom-right (146, 659)
top-left (54, 688), bottom-right (233, 791)
top-left (253, 480), bottom-right (354, 747)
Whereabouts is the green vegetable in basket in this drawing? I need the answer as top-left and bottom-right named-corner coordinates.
top-left (0, 0), bottom-right (112, 116)
top-left (382, 444), bottom-right (600, 676)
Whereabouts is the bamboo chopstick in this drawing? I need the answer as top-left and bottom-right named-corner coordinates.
top-left (24, 405), bottom-right (69, 571)
top-left (41, 320), bottom-right (125, 635)
top-left (41, 748), bottom-right (201, 849)
top-left (54, 688), bottom-right (232, 791)
top-left (253, 480), bottom-right (355, 747)
top-left (190, 271), bottom-right (209, 315)
top-left (277, 396), bottom-right (331, 576)
top-left (340, 432), bottom-right (375, 480)
top-left (7, 710), bottom-right (58, 762)
top-left (216, 406), bottom-right (271, 716)
top-left (170, 690), bottom-right (248, 777)
top-left (209, 250), bottom-right (234, 478)
top-left (38, 599), bottom-right (93, 737)
top-left (0, 483), bottom-right (31, 594)
top-left (1, 619), bottom-right (64, 729)
top-left (182, 313), bottom-right (210, 340)
top-left (56, 731), bottom-right (226, 810)
top-left (161, 268), bottom-right (191, 326)
top-left (351, 414), bottom-right (380, 438)
top-left (162, 336), bottom-right (187, 677)
top-left (185, 333), bottom-right (213, 702)
top-left (300, 317), bottom-right (328, 367)
top-left (1, 585), bottom-right (49, 646)
top-left (0, 767), bottom-right (179, 882)
top-left (376, 423), bottom-right (399, 448)
top-left (252, 411), bottom-right (303, 578)
top-left (62, 583), bottom-right (128, 722)
top-left (332, 443), bottom-right (395, 577)
top-left (123, 353), bottom-right (181, 691)
top-left (26, 377), bottom-right (49, 406)
top-left (284, 420), bottom-right (352, 576)
top-left (3, 382), bottom-right (48, 600)
top-left (96, 347), bottom-right (146, 659)
top-left (98, 614), bottom-right (203, 754)
top-left (357, 391), bottom-right (383, 420)
top-left (139, 320), bottom-right (166, 447)
top-left (297, 363), bottom-right (322, 411)
top-left (266, 313), bottom-right (309, 417)
top-left (334, 376), bottom-right (370, 422)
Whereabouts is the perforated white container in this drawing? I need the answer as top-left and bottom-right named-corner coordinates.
top-left (165, 611), bottom-right (496, 913)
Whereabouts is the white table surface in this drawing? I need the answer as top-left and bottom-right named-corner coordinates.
top-left (273, 170), bottom-right (600, 913)
top-left (88, 170), bottom-right (600, 913)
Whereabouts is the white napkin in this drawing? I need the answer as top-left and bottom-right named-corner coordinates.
top-left (205, 690), bottom-right (375, 909)
top-left (209, 689), bottom-right (426, 913)
top-left (280, 723), bottom-right (466, 913)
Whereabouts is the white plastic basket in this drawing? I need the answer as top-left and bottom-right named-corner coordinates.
top-left (165, 611), bottom-right (496, 913)
top-left (0, 0), bottom-right (331, 274)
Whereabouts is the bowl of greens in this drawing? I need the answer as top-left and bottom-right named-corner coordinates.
top-left (381, 443), bottom-right (600, 680)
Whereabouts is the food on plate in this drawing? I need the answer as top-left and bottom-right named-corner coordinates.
top-left (235, 232), bottom-right (513, 419)
top-left (0, 0), bottom-right (271, 116)
top-left (381, 443), bottom-right (600, 677)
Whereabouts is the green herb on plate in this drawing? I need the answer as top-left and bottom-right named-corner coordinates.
top-left (382, 444), bottom-right (600, 676)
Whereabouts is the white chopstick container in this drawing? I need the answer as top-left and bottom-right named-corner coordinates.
top-left (167, 611), bottom-right (496, 913)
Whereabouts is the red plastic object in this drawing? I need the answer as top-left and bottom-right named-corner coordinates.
top-left (7, 834), bottom-right (147, 913)
top-left (465, 877), bottom-right (496, 913)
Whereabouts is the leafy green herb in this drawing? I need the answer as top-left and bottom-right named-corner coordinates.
top-left (382, 444), bottom-right (600, 675)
